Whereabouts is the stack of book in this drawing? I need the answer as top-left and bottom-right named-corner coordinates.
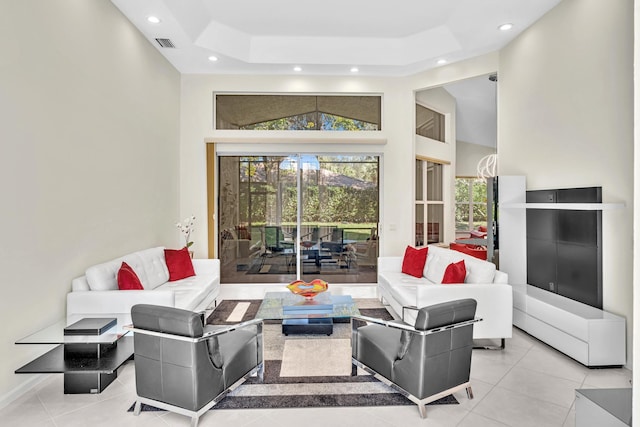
top-left (63, 318), bottom-right (116, 336)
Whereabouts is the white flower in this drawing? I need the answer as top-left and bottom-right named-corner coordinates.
top-left (176, 215), bottom-right (196, 248)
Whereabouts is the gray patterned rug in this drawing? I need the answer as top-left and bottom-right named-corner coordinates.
top-left (131, 298), bottom-right (458, 411)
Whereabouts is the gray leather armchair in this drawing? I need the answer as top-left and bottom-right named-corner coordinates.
top-left (351, 299), bottom-right (480, 418)
top-left (129, 304), bottom-right (263, 427)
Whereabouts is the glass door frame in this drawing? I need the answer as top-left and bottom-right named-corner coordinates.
top-left (213, 150), bottom-right (380, 284)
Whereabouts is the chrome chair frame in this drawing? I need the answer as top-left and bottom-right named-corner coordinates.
top-left (351, 314), bottom-right (481, 418)
top-left (126, 318), bottom-right (263, 427)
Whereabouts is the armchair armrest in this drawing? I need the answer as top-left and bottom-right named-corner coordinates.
top-left (203, 318), bottom-right (263, 339)
top-left (351, 315), bottom-right (416, 332)
top-left (125, 318), bottom-right (263, 343)
top-left (351, 314), bottom-right (482, 337)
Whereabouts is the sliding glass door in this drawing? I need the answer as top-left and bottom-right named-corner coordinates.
top-left (218, 154), bottom-right (379, 284)
top-left (218, 156), bottom-right (296, 283)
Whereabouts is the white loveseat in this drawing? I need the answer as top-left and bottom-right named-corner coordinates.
top-left (67, 247), bottom-right (220, 324)
top-left (378, 245), bottom-right (512, 345)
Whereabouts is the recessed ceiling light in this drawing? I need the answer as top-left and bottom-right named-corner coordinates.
top-left (437, 59), bottom-right (447, 65)
top-left (498, 23), bottom-right (513, 31)
top-left (350, 67), bottom-right (359, 73)
top-left (208, 55), bottom-right (218, 62)
top-left (147, 16), bottom-right (161, 24)
top-left (293, 66), bottom-right (302, 72)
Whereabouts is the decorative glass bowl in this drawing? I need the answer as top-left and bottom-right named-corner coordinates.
top-left (286, 279), bottom-right (329, 299)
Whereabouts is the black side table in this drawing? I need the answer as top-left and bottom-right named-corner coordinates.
top-left (15, 318), bottom-right (133, 394)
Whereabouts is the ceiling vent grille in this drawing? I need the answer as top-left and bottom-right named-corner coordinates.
top-left (155, 38), bottom-right (175, 48)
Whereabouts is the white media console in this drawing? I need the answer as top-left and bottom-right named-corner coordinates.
top-left (513, 284), bottom-right (625, 366)
top-left (497, 176), bottom-right (626, 367)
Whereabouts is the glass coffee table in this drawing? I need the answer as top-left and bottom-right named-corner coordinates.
top-left (15, 318), bottom-right (133, 394)
top-left (256, 291), bottom-right (360, 335)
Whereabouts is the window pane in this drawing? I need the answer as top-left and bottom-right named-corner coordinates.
top-left (426, 162), bottom-right (443, 201)
top-left (415, 204), bottom-right (424, 246)
top-left (415, 160), bottom-right (424, 201)
top-left (416, 104), bottom-right (445, 142)
top-left (455, 178), bottom-right (470, 203)
top-left (472, 203), bottom-right (488, 227)
top-left (216, 94), bottom-right (381, 130)
top-left (455, 203), bottom-right (470, 231)
top-left (472, 178), bottom-right (487, 203)
top-left (427, 204), bottom-right (443, 243)
top-left (302, 155), bottom-right (379, 281)
top-left (219, 156), bottom-right (297, 284)
top-left (455, 177), bottom-right (488, 232)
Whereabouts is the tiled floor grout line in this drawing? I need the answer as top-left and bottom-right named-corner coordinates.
top-left (33, 387), bottom-right (57, 426)
top-left (469, 349), bottom-right (520, 427)
top-left (461, 335), bottom-right (542, 427)
top-left (457, 381), bottom-right (497, 426)
top-left (502, 339), bottom-right (577, 427)
top-left (515, 342), bottom-right (576, 427)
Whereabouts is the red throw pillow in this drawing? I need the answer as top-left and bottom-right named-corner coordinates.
top-left (401, 246), bottom-right (429, 278)
top-left (164, 247), bottom-right (195, 281)
top-left (442, 260), bottom-right (466, 284)
top-left (117, 262), bottom-right (143, 290)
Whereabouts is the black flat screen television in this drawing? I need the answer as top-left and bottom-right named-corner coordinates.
top-left (526, 187), bottom-right (602, 309)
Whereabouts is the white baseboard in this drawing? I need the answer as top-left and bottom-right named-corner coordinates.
top-left (0, 374), bottom-right (50, 410)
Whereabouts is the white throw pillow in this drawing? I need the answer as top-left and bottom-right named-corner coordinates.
top-left (424, 254), bottom-right (452, 283)
top-left (464, 258), bottom-right (496, 283)
top-left (85, 259), bottom-right (122, 291)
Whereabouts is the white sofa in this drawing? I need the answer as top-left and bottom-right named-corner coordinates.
top-left (67, 247), bottom-right (220, 324)
top-left (377, 245), bottom-right (513, 345)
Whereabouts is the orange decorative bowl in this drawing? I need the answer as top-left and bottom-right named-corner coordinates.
top-left (286, 279), bottom-right (329, 299)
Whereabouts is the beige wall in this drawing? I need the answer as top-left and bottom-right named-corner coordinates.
top-left (499, 0), bottom-right (634, 367)
top-left (634, 0), bottom-right (639, 420)
top-left (456, 141), bottom-right (496, 177)
top-left (0, 0), bottom-right (181, 401)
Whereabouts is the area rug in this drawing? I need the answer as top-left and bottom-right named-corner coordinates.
top-left (130, 298), bottom-right (458, 411)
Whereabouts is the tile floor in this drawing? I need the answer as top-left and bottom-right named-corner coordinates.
top-left (1, 284), bottom-right (632, 427)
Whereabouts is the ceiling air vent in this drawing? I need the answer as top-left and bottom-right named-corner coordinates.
top-left (155, 38), bottom-right (175, 48)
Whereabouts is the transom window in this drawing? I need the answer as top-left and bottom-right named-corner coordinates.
top-left (415, 103), bottom-right (445, 142)
top-left (215, 94), bottom-right (381, 130)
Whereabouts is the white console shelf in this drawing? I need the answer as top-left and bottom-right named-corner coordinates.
top-left (497, 176), bottom-right (627, 367)
top-left (502, 202), bottom-right (625, 210)
top-left (513, 284), bottom-right (626, 366)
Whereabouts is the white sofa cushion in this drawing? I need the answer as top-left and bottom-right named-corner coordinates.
top-left (156, 274), bottom-right (217, 310)
top-left (85, 247), bottom-right (169, 291)
top-left (424, 251), bottom-right (464, 283)
top-left (85, 258), bottom-right (122, 291)
top-left (464, 256), bottom-right (496, 284)
top-left (131, 247), bottom-right (170, 289)
top-left (424, 246), bottom-right (495, 284)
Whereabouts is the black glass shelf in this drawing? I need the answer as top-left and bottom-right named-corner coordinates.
top-left (15, 336), bottom-right (133, 375)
